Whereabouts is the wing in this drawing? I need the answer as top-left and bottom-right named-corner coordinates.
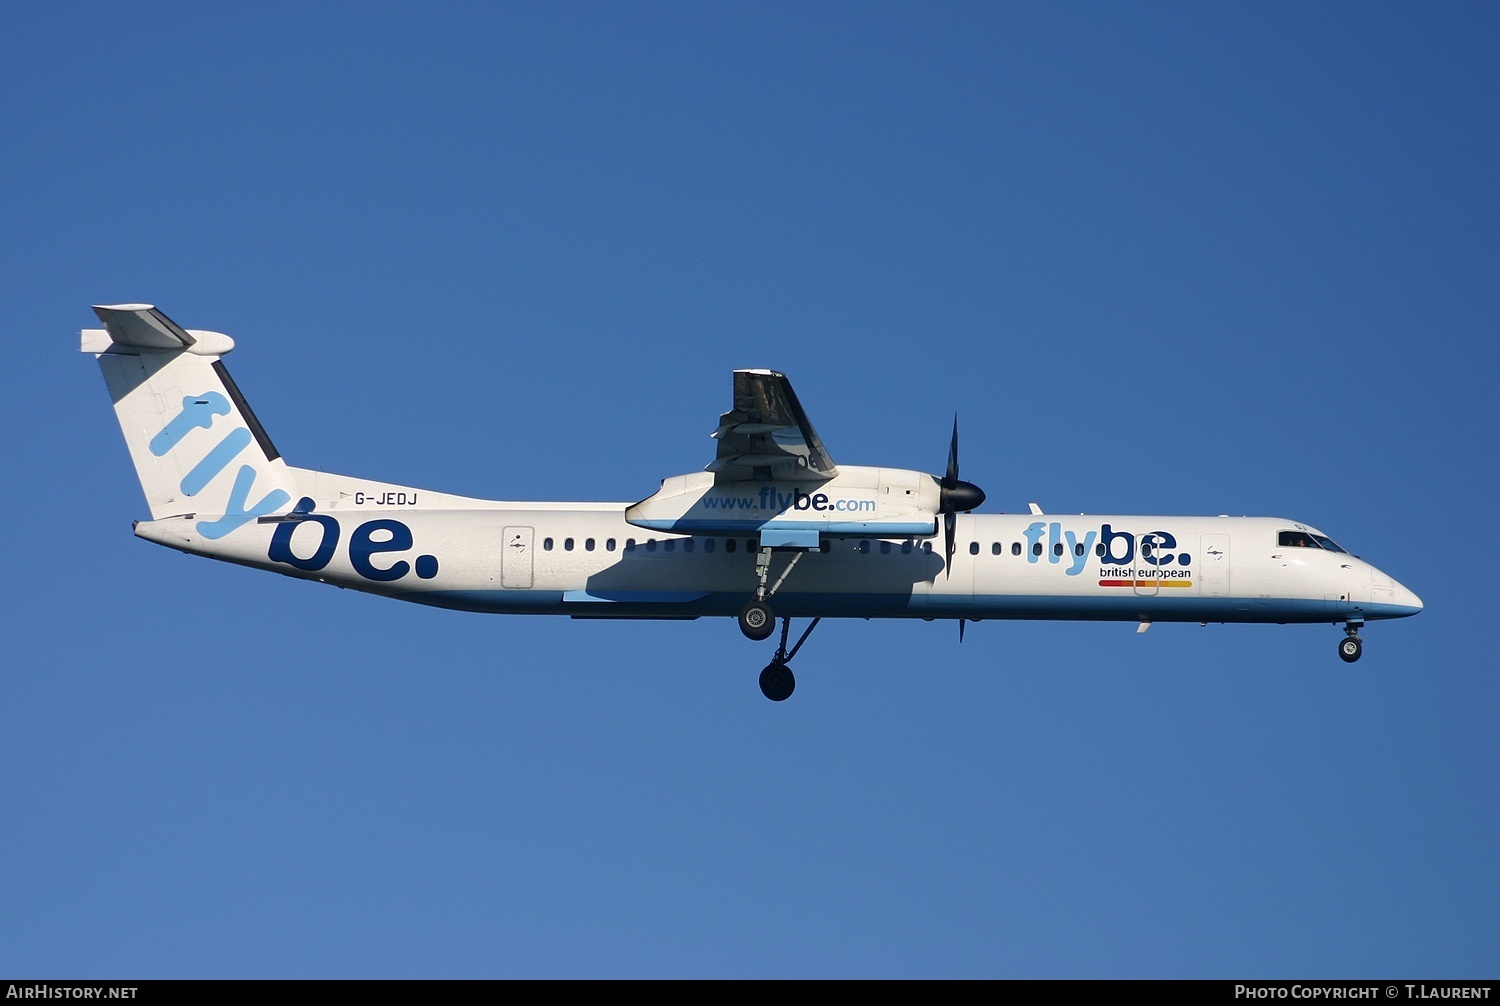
top-left (707, 369), bottom-right (837, 483)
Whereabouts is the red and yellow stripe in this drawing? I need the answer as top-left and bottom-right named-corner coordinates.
top-left (1098, 579), bottom-right (1194, 589)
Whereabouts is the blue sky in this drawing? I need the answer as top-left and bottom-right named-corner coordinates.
top-left (3, 2), bottom-right (1496, 978)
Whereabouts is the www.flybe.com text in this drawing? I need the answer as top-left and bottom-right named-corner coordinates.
top-left (699, 488), bottom-right (877, 513)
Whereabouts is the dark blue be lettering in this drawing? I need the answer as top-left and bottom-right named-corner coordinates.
top-left (1099, 523), bottom-right (1134, 565)
top-left (349, 519), bottom-right (413, 581)
top-left (268, 498), bottom-right (340, 571)
top-left (1141, 531), bottom-right (1177, 566)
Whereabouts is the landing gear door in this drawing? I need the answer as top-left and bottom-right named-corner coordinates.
top-left (502, 525), bottom-right (534, 589)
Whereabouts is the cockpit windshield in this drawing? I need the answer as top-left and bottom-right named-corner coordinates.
top-left (1278, 530), bottom-right (1347, 553)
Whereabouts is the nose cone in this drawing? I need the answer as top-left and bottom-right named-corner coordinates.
top-left (1393, 579), bottom-right (1424, 616)
top-left (1369, 562), bottom-right (1424, 619)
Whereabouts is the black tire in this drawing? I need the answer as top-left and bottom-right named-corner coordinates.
top-left (738, 601), bottom-right (775, 641)
top-left (1339, 637), bottom-right (1362, 663)
top-left (759, 661), bottom-right (796, 701)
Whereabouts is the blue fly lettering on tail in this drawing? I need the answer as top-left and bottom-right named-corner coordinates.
top-left (197, 466), bottom-right (291, 540)
top-left (151, 389), bottom-right (292, 539)
top-left (150, 393), bottom-right (230, 456)
top-left (182, 427), bottom-right (252, 496)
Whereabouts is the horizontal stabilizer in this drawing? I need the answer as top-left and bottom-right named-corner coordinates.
top-left (83, 304), bottom-right (235, 357)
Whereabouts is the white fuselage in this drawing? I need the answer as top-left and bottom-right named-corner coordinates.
top-left (134, 499), bottom-right (1423, 626)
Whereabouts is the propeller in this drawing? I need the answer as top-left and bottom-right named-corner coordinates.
top-left (939, 416), bottom-right (986, 578)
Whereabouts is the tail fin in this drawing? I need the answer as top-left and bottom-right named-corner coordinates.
top-left (83, 304), bottom-right (300, 540)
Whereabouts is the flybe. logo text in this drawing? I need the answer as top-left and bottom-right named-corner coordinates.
top-left (1022, 521), bottom-right (1192, 577)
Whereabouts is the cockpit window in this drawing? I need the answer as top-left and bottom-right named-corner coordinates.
top-left (1278, 530), bottom-right (1347, 553)
top-left (1311, 534), bottom-right (1347, 554)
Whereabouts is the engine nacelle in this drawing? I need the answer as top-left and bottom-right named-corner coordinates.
top-left (625, 465), bottom-right (942, 546)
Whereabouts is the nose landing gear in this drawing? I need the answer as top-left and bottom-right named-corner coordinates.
top-left (1339, 621), bottom-right (1363, 663)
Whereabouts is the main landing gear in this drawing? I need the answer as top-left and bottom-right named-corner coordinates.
top-left (737, 546), bottom-right (806, 642)
top-left (738, 545), bottom-right (820, 700)
top-left (738, 600), bottom-right (774, 640)
top-left (757, 617), bottom-right (822, 701)
top-left (1339, 621), bottom-right (1363, 663)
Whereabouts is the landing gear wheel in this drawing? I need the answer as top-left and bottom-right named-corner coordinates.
top-left (1339, 636), bottom-right (1363, 663)
top-left (759, 661), bottom-right (795, 701)
top-left (738, 601), bottom-right (775, 641)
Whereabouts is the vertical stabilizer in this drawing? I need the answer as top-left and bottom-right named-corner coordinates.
top-left (83, 305), bottom-right (299, 539)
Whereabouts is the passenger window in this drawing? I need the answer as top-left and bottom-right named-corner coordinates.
top-left (564, 537), bottom-right (574, 551)
top-left (585, 538), bottom-right (595, 551)
top-left (664, 540), bottom-right (675, 552)
top-left (606, 538), bottom-right (616, 551)
top-left (921, 541), bottom-right (932, 554)
top-left (856, 540), bottom-right (870, 554)
top-left (880, 541), bottom-right (891, 554)
top-left (543, 537), bottom-right (554, 551)
top-left (1095, 543), bottom-right (1105, 557)
top-left (969, 541), bottom-right (979, 555)
top-left (1012, 542), bottom-right (1021, 556)
top-left (991, 542), bottom-right (1001, 555)
top-left (624, 538), bottom-right (635, 551)
top-left (1075, 543), bottom-right (1085, 556)
top-left (726, 538), bottom-right (737, 553)
top-left (1032, 542), bottom-right (1042, 556)
top-left (646, 539), bottom-right (657, 552)
top-left (1053, 542), bottom-right (1063, 556)
top-left (901, 541), bottom-right (913, 554)
top-left (704, 539), bottom-right (715, 553)
top-left (683, 539), bottom-right (694, 553)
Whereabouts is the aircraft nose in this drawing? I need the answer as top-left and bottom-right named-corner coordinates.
top-left (1395, 579), bottom-right (1424, 615)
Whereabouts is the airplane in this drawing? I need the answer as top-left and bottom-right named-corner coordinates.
top-left (82, 304), bottom-right (1423, 701)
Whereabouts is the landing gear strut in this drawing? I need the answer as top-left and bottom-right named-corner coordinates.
top-left (758, 617), bottom-right (822, 701)
top-left (737, 546), bottom-right (805, 641)
top-left (1339, 621), bottom-right (1363, 663)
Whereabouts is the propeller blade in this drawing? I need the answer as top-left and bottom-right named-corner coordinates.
top-left (939, 415), bottom-right (985, 578)
top-left (959, 618), bottom-right (966, 643)
top-left (937, 416), bottom-right (986, 516)
top-left (944, 510), bottom-right (956, 578)
top-left (945, 415), bottom-right (959, 489)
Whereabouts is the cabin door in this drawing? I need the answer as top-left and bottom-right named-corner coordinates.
top-left (1200, 533), bottom-right (1230, 597)
top-left (501, 526), bottom-right (534, 588)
